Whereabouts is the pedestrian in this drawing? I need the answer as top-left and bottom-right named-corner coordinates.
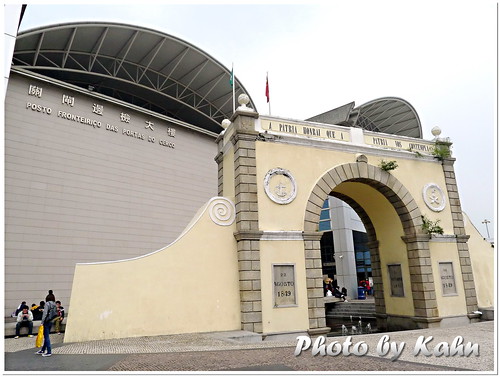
top-left (52, 301), bottom-right (65, 334)
top-left (15, 307), bottom-right (34, 338)
top-left (35, 290), bottom-right (56, 357)
top-left (32, 301), bottom-right (45, 321)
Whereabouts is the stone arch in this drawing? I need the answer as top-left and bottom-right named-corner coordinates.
top-left (304, 157), bottom-right (439, 332)
top-left (304, 159), bottom-right (423, 235)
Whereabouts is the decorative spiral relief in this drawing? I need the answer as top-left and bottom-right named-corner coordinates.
top-left (209, 197), bottom-right (236, 226)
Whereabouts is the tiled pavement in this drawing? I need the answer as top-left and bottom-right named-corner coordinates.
top-left (4, 321), bottom-right (495, 372)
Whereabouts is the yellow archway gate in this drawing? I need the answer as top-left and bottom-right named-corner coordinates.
top-left (305, 159), bottom-right (441, 331)
top-left (65, 97), bottom-right (491, 342)
top-left (217, 100), bottom-right (481, 336)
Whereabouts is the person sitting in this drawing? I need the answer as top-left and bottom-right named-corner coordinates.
top-left (32, 301), bottom-right (45, 321)
top-left (52, 301), bottom-right (65, 334)
top-left (333, 286), bottom-right (348, 302)
top-left (15, 307), bottom-right (33, 338)
top-left (14, 301), bottom-right (28, 316)
top-left (323, 277), bottom-right (334, 296)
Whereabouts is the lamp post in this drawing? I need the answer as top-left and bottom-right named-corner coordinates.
top-left (482, 219), bottom-right (491, 239)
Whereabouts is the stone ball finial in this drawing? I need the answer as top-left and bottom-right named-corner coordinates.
top-left (221, 119), bottom-right (231, 129)
top-left (238, 93), bottom-right (250, 107)
top-left (431, 126), bottom-right (441, 137)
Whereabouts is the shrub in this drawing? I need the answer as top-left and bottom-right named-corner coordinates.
top-left (421, 215), bottom-right (444, 235)
top-left (379, 160), bottom-right (398, 171)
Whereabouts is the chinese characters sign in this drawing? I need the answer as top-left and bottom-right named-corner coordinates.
top-left (23, 82), bottom-right (177, 149)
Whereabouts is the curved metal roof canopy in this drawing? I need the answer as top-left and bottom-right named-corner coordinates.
top-left (12, 22), bottom-right (256, 134)
top-left (308, 97), bottom-right (423, 138)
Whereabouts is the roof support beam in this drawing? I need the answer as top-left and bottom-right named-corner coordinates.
top-left (13, 23), bottom-right (256, 133)
top-left (178, 59), bottom-right (208, 98)
top-left (62, 27), bottom-right (77, 68)
top-left (195, 73), bottom-right (225, 107)
top-left (114, 30), bottom-right (139, 76)
top-left (89, 27), bottom-right (109, 71)
top-left (159, 47), bottom-right (189, 91)
top-left (33, 32), bottom-right (44, 66)
top-left (137, 37), bottom-right (166, 84)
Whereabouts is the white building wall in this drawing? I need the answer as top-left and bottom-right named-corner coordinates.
top-left (5, 72), bottom-right (218, 314)
top-left (329, 196), bottom-right (365, 298)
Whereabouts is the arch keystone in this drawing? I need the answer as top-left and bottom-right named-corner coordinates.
top-left (356, 153), bottom-right (368, 163)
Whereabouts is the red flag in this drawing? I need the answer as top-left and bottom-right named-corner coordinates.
top-left (265, 74), bottom-right (269, 103)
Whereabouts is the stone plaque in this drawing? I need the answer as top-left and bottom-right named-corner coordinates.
top-left (273, 264), bottom-right (297, 307)
top-left (439, 262), bottom-right (457, 295)
top-left (388, 264), bottom-right (404, 297)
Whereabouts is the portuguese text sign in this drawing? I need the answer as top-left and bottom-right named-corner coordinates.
top-left (439, 262), bottom-right (457, 295)
top-left (263, 119), bottom-right (350, 142)
top-left (273, 264), bottom-right (297, 307)
top-left (388, 264), bottom-right (404, 297)
top-left (364, 134), bottom-right (434, 154)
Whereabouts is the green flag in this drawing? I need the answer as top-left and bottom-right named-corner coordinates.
top-left (229, 66), bottom-right (234, 87)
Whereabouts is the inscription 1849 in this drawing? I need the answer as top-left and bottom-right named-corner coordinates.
top-left (273, 264), bottom-right (297, 307)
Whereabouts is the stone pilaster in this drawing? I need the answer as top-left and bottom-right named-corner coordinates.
top-left (303, 231), bottom-right (329, 333)
top-left (442, 157), bottom-right (478, 313)
top-left (234, 230), bottom-right (263, 333)
top-left (214, 127), bottom-right (226, 197)
top-left (366, 240), bottom-right (389, 331)
top-left (230, 106), bottom-right (263, 333)
top-left (366, 241), bottom-right (385, 314)
top-left (401, 234), bottom-right (439, 319)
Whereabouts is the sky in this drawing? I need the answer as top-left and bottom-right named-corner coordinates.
top-left (10, 0), bottom-right (498, 239)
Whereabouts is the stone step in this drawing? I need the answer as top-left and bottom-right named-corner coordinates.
top-left (5, 318), bottom-right (67, 337)
top-left (328, 308), bottom-right (375, 312)
top-left (328, 302), bottom-right (375, 308)
top-left (327, 305), bottom-right (375, 313)
top-left (326, 310), bottom-right (375, 316)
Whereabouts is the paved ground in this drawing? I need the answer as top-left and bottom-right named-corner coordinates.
top-left (4, 321), bottom-right (495, 372)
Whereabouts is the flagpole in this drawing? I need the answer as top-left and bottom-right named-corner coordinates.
top-left (267, 72), bottom-right (271, 115)
top-left (232, 63), bottom-right (235, 113)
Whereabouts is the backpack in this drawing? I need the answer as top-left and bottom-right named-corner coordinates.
top-left (46, 303), bottom-right (58, 322)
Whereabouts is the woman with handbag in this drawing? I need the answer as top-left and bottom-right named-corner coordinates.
top-left (35, 290), bottom-right (56, 357)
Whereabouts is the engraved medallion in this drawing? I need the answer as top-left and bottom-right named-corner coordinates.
top-left (264, 168), bottom-right (297, 205)
top-left (422, 183), bottom-right (446, 212)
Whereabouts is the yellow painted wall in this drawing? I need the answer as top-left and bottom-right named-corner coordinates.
top-left (64, 197), bottom-right (241, 342)
top-left (428, 241), bottom-right (467, 317)
top-left (254, 141), bottom-right (459, 318)
top-left (376, 156), bottom-right (454, 235)
top-left (257, 142), bottom-right (354, 231)
top-left (259, 240), bottom-right (310, 333)
top-left (463, 212), bottom-right (495, 308)
top-left (334, 182), bottom-right (415, 317)
top-left (255, 142), bottom-right (455, 235)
